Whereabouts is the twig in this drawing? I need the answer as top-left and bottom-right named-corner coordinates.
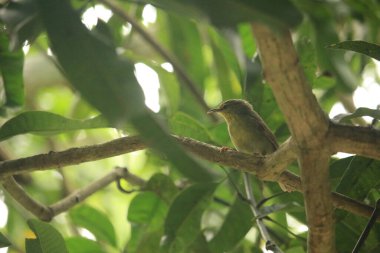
top-left (243, 173), bottom-right (283, 253)
top-left (1, 176), bottom-right (53, 221)
top-left (2, 167), bottom-right (145, 221)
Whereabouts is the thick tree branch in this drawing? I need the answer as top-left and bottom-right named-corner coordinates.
top-left (329, 122), bottom-right (380, 160)
top-left (251, 23), bottom-right (334, 252)
top-left (300, 151), bottom-right (335, 253)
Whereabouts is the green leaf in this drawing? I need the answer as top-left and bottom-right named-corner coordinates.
top-left (328, 41), bottom-right (380, 61)
top-left (297, 38), bottom-right (317, 84)
top-left (163, 182), bottom-right (218, 253)
top-left (165, 15), bottom-right (207, 89)
top-left (144, 173), bottom-right (179, 204)
top-left (169, 112), bottom-right (212, 143)
top-left (69, 205), bottom-right (117, 247)
top-left (26, 219), bottom-right (68, 253)
top-left (187, 233), bottom-right (212, 253)
top-left (238, 23), bottom-right (256, 58)
top-left (209, 196), bottom-right (253, 252)
top-left (128, 192), bottom-right (168, 229)
top-left (0, 0), bottom-right (43, 50)
top-left (209, 29), bottom-right (242, 100)
top-left (148, 0), bottom-right (302, 28)
top-left (0, 111), bottom-right (110, 141)
top-left (332, 107), bottom-right (380, 124)
top-left (65, 237), bottom-right (104, 253)
top-left (0, 32), bottom-right (24, 108)
top-left (0, 232), bottom-right (11, 248)
top-left (335, 156), bottom-right (380, 200)
top-left (36, 0), bottom-right (146, 124)
top-left (37, 0), bottom-right (215, 183)
top-left (126, 192), bottom-right (168, 252)
top-left (126, 227), bottom-right (163, 253)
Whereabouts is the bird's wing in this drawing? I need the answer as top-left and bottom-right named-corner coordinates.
top-left (248, 111), bottom-right (279, 151)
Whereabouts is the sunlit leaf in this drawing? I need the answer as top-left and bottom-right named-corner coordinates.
top-left (65, 237), bottom-right (104, 253)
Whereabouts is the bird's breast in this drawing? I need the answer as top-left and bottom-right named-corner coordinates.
top-left (227, 118), bottom-right (275, 155)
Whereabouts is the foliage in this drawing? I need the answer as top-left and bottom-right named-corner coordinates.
top-left (0, 0), bottom-right (379, 252)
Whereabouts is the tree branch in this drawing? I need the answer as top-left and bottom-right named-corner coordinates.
top-left (251, 23), bottom-right (334, 252)
top-left (2, 167), bottom-right (144, 221)
top-left (1, 135), bottom-right (377, 222)
top-left (2, 176), bottom-right (53, 221)
top-left (0, 136), bottom-right (145, 178)
top-left (329, 122), bottom-right (380, 160)
top-left (299, 151), bottom-right (335, 253)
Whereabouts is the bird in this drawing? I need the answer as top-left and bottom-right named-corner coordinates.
top-left (208, 99), bottom-right (278, 156)
top-left (208, 99), bottom-right (284, 251)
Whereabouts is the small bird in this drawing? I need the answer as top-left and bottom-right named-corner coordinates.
top-left (209, 99), bottom-right (285, 249)
top-left (208, 99), bottom-right (278, 155)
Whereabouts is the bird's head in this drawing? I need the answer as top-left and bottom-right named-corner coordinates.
top-left (208, 99), bottom-right (253, 117)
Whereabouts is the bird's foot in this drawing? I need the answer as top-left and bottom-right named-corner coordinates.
top-left (220, 146), bottom-right (235, 152)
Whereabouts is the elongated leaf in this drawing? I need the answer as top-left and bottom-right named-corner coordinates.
top-left (26, 219), bottom-right (68, 253)
top-left (209, 196), bottom-right (253, 252)
top-left (169, 112), bottom-right (211, 143)
top-left (127, 192), bottom-right (168, 252)
top-left (328, 41), bottom-right (380, 61)
top-left (37, 0), bottom-right (215, 182)
top-left (332, 107), bottom-right (380, 123)
top-left (128, 192), bottom-right (168, 229)
top-left (69, 205), bottom-right (117, 247)
top-left (209, 29), bottom-right (241, 100)
top-left (0, 32), bottom-right (24, 108)
top-left (335, 156), bottom-right (380, 200)
top-left (163, 182), bottom-right (218, 253)
top-left (148, 0), bottom-right (302, 29)
top-left (0, 111), bottom-right (110, 141)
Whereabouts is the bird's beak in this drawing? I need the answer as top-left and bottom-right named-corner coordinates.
top-left (207, 108), bottom-right (221, 114)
